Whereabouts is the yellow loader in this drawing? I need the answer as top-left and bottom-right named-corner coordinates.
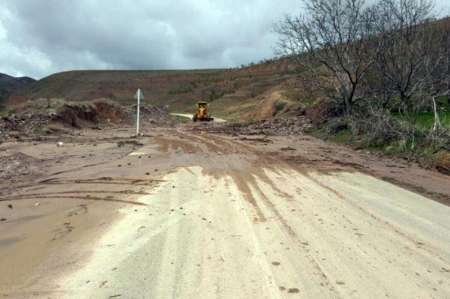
top-left (193, 101), bottom-right (214, 122)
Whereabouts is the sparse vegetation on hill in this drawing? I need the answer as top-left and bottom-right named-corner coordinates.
top-left (7, 62), bottom-right (298, 120)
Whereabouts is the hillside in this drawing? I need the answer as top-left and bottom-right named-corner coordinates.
top-left (7, 60), bottom-right (304, 121)
top-left (0, 73), bottom-right (35, 105)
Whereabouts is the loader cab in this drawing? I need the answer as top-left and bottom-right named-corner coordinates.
top-left (193, 101), bottom-right (214, 122)
top-left (197, 102), bottom-right (208, 109)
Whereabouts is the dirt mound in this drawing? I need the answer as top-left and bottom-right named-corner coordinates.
top-left (243, 117), bottom-right (312, 135)
top-left (244, 90), bottom-right (292, 121)
top-left (53, 100), bottom-right (132, 128)
top-left (94, 100), bottom-right (131, 123)
top-left (435, 151), bottom-right (450, 175)
top-left (203, 117), bottom-right (312, 136)
top-left (0, 113), bottom-right (55, 140)
top-left (54, 103), bottom-right (101, 128)
top-left (0, 99), bottom-right (172, 142)
top-left (131, 105), bottom-right (172, 125)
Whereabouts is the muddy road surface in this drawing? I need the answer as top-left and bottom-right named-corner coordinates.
top-left (0, 125), bottom-right (449, 298)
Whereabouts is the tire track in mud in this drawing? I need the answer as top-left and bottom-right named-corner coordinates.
top-left (46, 162), bottom-right (450, 297)
top-left (300, 170), bottom-right (450, 267)
top-left (233, 169), bottom-right (342, 297)
top-left (272, 168), bottom-right (450, 297)
top-left (222, 176), bottom-right (284, 299)
top-left (9, 190), bottom-right (151, 196)
top-left (39, 177), bottom-right (162, 186)
top-left (153, 134), bottom-right (202, 154)
top-left (0, 194), bottom-right (148, 206)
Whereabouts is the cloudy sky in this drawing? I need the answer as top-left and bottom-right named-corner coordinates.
top-left (1, 0), bottom-right (449, 79)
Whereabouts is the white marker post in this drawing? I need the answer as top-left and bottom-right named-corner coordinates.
top-left (135, 88), bottom-right (144, 136)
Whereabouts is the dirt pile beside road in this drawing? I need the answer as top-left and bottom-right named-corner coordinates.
top-left (435, 151), bottom-right (450, 175)
top-left (132, 105), bottom-right (173, 125)
top-left (0, 99), bottom-right (173, 142)
top-left (53, 100), bottom-right (131, 128)
top-left (0, 113), bottom-right (54, 140)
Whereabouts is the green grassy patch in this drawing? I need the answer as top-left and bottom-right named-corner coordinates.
top-left (332, 129), bottom-right (353, 144)
top-left (414, 112), bottom-right (450, 129)
top-left (394, 111), bottom-right (450, 130)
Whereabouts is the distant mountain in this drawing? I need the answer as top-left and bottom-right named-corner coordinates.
top-left (0, 73), bottom-right (36, 103)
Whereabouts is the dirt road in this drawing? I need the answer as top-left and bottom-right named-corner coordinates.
top-left (1, 125), bottom-right (449, 298)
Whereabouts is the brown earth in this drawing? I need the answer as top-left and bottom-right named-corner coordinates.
top-left (0, 121), bottom-right (449, 298)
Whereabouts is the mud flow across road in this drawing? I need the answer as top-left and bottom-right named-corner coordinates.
top-left (170, 113), bottom-right (227, 123)
top-left (0, 126), bottom-right (449, 298)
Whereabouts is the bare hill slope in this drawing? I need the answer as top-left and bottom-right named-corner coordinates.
top-left (0, 73), bottom-right (35, 104)
top-left (8, 60), bottom-right (302, 120)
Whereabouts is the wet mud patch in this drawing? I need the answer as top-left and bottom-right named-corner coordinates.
top-left (380, 176), bottom-right (450, 207)
top-left (38, 177), bottom-right (163, 186)
top-left (154, 135), bottom-right (202, 154)
top-left (239, 137), bottom-right (273, 144)
top-left (229, 171), bottom-right (267, 222)
top-left (0, 153), bottom-right (43, 181)
top-left (0, 194), bottom-right (148, 206)
top-left (0, 237), bottom-right (23, 248)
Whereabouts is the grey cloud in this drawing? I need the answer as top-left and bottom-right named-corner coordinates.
top-left (0, 0), bottom-right (447, 78)
top-left (0, 0), bottom-right (301, 78)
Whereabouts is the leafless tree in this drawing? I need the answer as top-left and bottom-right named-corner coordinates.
top-left (421, 19), bottom-right (450, 131)
top-left (372, 0), bottom-right (440, 117)
top-left (275, 0), bottom-right (380, 115)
